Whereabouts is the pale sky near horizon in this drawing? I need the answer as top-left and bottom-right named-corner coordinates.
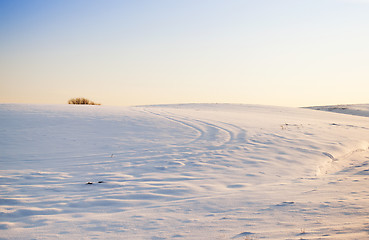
top-left (1, 0), bottom-right (368, 107)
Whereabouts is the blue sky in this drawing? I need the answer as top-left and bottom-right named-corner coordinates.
top-left (1, 0), bottom-right (368, 106)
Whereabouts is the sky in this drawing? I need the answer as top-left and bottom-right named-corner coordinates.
top-left (0, 0), bottom-right (368, 107)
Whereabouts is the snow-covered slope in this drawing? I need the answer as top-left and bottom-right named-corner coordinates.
top-left (306, 103), bottom-right (369, 118)
top-left (1, 103), bottom-right (369, 239)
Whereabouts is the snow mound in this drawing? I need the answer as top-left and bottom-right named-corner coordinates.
top-left (306, 104), bottom-right (369, 118)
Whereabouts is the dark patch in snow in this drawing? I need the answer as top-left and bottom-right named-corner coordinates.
top-left (276, 201), bottom-right (295, 206)
top-left (85, 181), bottom-right (105, 185)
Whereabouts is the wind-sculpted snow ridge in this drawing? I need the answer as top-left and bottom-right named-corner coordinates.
top-left (306, 103), bottom-right (369, 118)
top-left (1, 103), bottom-right (369, 239)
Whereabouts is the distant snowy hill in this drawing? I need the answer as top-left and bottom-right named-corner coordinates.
top-left (1, 103), bottom-right (369, 239)
top-left (306, 104), bottom-right (369, 118)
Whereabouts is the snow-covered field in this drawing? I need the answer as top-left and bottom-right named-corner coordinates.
top-left (1, 103), bottom-right (369, 240)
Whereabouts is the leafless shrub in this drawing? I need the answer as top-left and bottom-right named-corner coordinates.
top-left (68, 98), bottom-right (100, 105)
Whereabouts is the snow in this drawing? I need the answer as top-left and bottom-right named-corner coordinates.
top-left (1, 103), bottom-right (369, 239)
top-left (307, 104), bottom-right (369, 118)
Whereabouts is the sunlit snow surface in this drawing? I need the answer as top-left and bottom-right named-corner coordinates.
top-left (1, 103), bottom-right (369, 239)
top-left (307, 104), bottom-right (369, 118)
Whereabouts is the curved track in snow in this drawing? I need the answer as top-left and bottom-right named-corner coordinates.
top-left (142, 108), bottom-right (248, 149)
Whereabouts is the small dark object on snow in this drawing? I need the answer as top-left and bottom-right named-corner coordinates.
top-left (98, 181), bottom-right (104, 183)
top-left (276, 201), bottom-right (295, 206)
top-left (86, 182), bottom-right (93, 185)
